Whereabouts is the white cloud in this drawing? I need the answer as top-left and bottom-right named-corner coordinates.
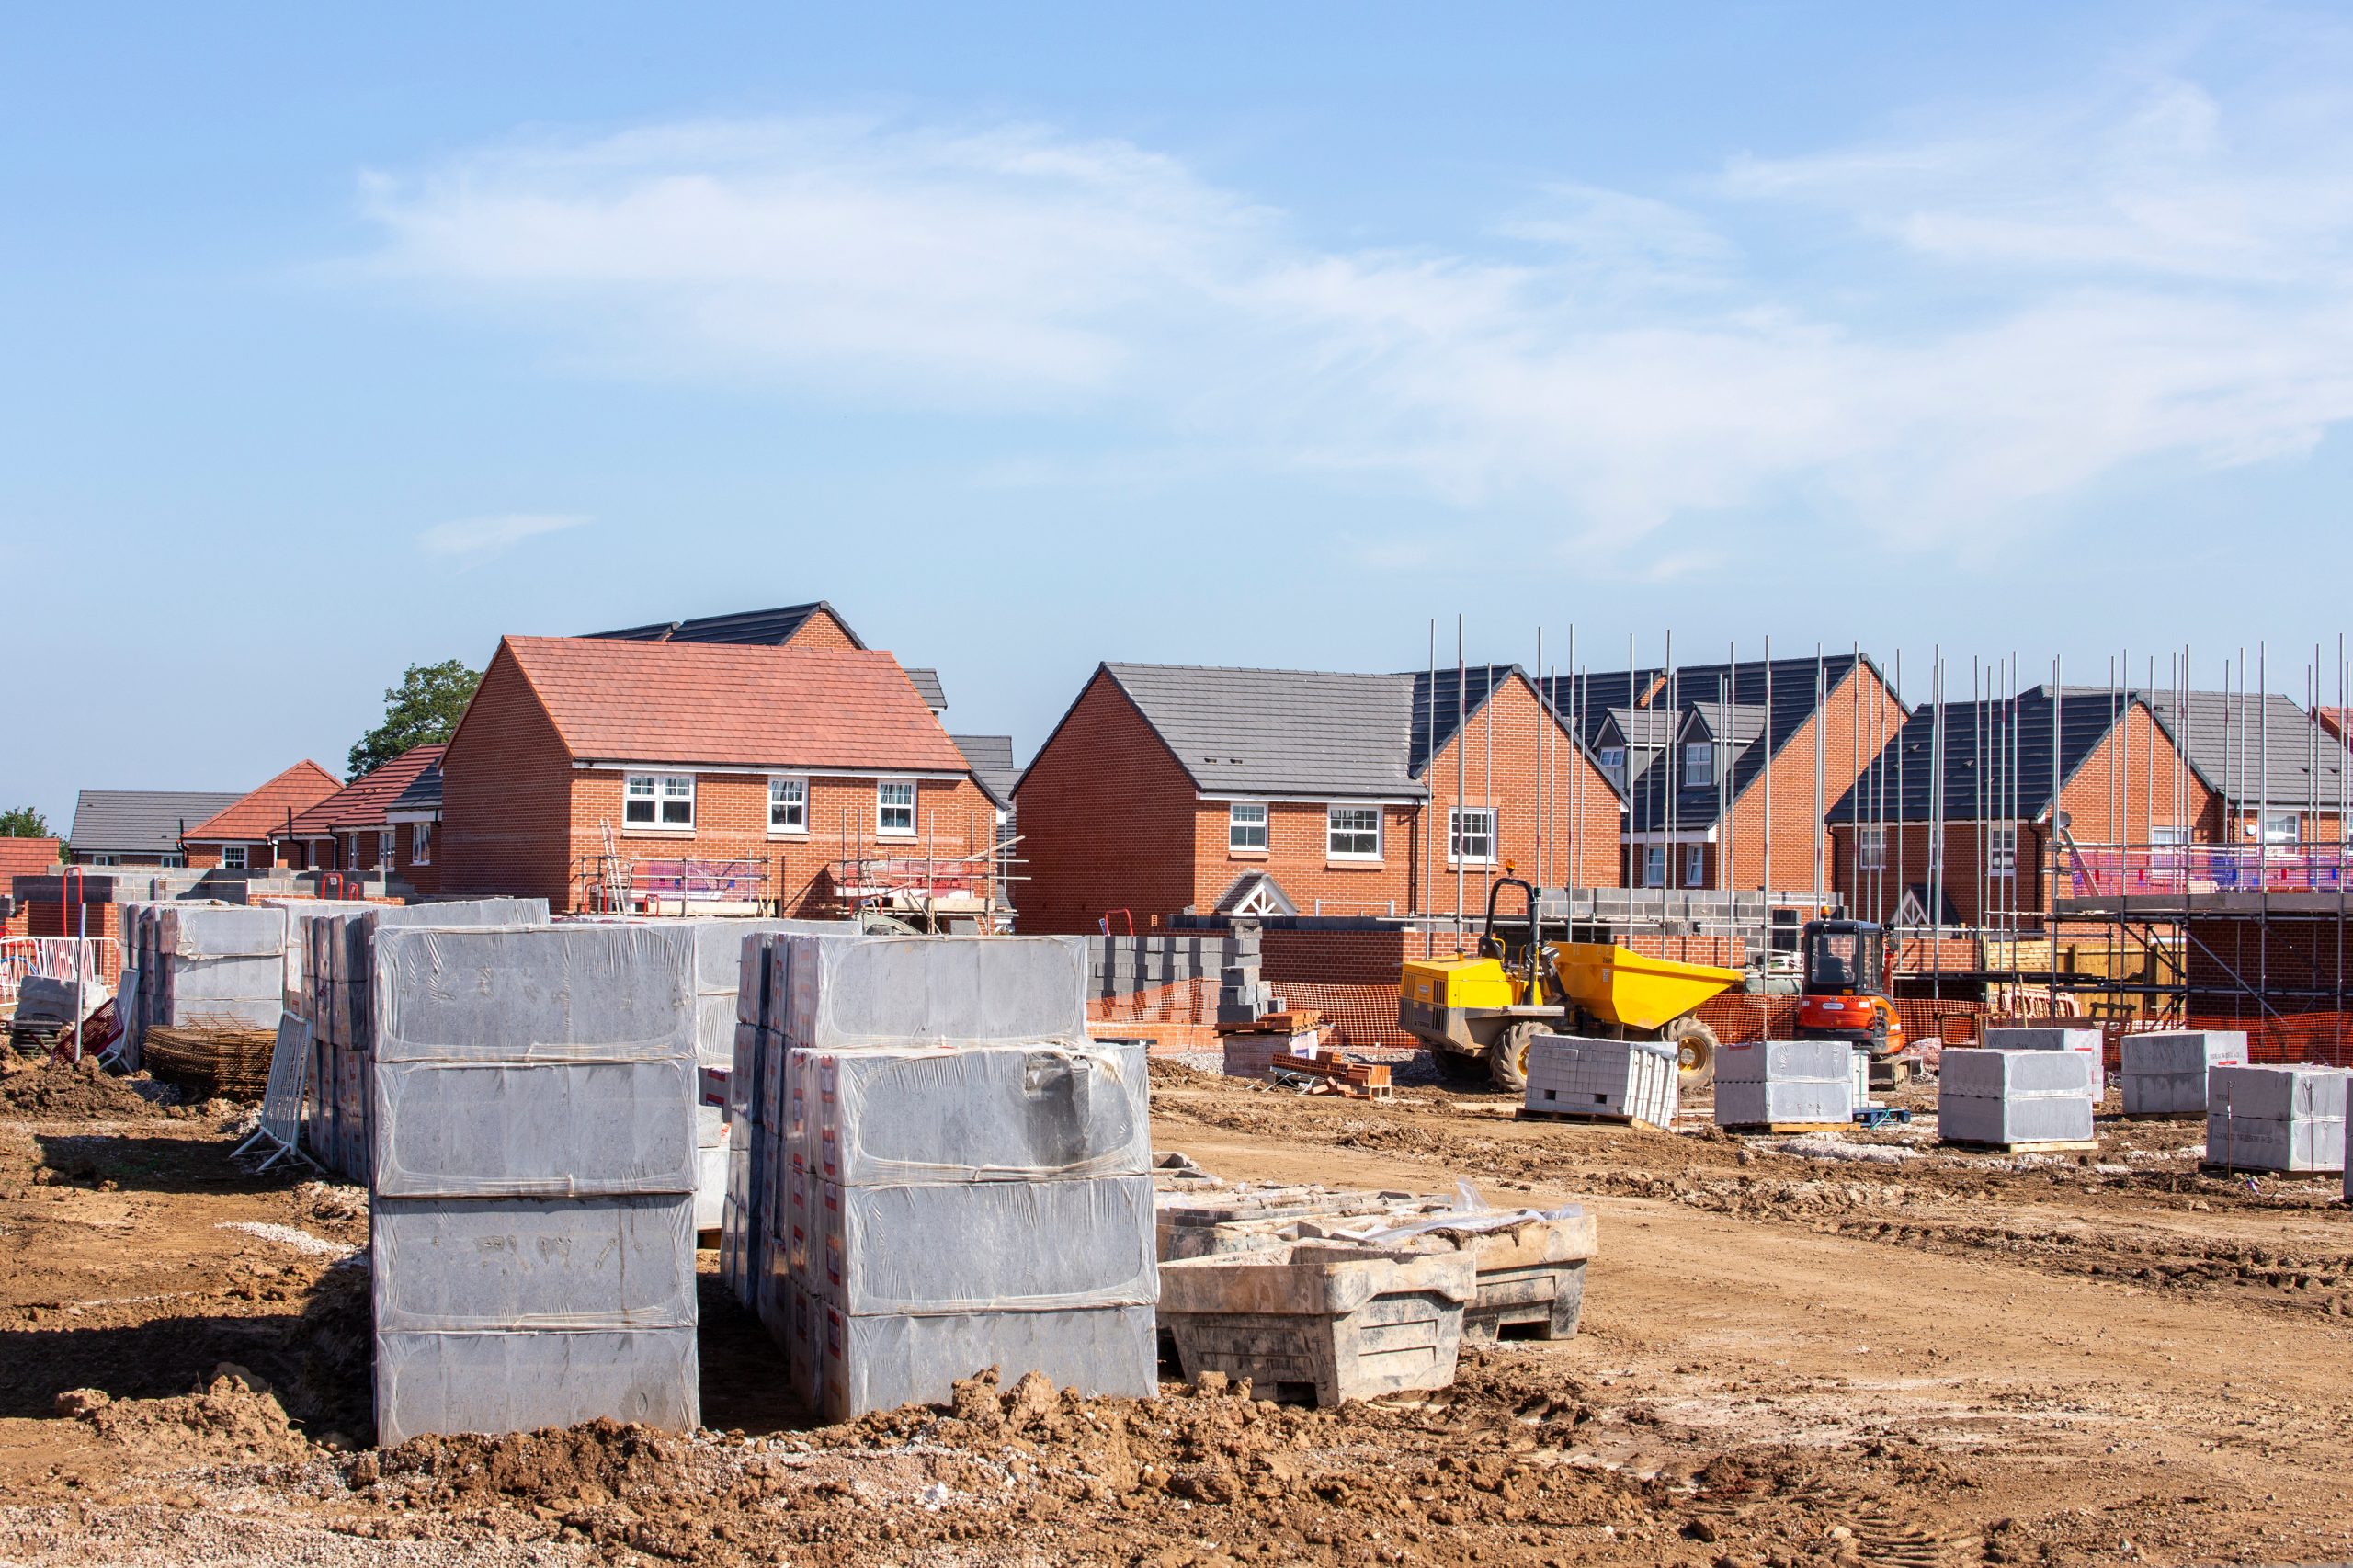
top-left (417, 512), bottom-right (591, 557)
top-left (359, 51), bottom-right (2353, 558)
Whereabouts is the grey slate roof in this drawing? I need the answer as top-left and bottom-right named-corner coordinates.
top-left (585, 600), bottom-right (867, 650)
top-left (386, 757), bottom-right (443, 818)
top-left (949, 734), bottom-right (1020, 809)
top-left (905, 667), bottom-right (947, 712)
top-left (2146, 690), bottom-right (2349, 809)
top-left (1100, 664), bottom-right (1426, 799)
top-left (1542, 653), bottom-right (1878, 833)
top-left (68, 790), bottom-right (244, 857)
top-left (1404, 664), bottom-right (1516, 778)
top-left (1827, 687), bottom-right (2131, 824)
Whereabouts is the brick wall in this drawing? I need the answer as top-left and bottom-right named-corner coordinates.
top-left (1715, 664), bottom-right (1911, 895)
top-left (1015, 671), bottom-right (1199, 935)
top-left (440, 642), bottom-right (591, 904)
top-left (785, 612), bottom-right (859, 653)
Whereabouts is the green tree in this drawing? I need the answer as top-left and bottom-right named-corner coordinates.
top-left (348, 659), bottom-right (482, 778)
top-left (0, 805), bottom-right (50, 837)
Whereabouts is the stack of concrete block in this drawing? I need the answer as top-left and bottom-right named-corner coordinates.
top-left (2120, 1030), bottom-right (2246, 1117)
top-left (295, 899), bottom-right (550, 1183)
top-left (733, 933), bottom-right (1158, 1421)
top-left (1713, 1039), bottom-right (1855, 1129)
top-left (1984, 1026), bottom-right (2106, 1083)
top-left (2206, 1064), bottom-right (2349, 1173)
top-left (1521, 1035), bottom-right (1678, 1128)
top-left (152, 904), bottom-right (288, 1032)
top-left (1085, 932), bottom-right (1267, 1027)
top-left (1938, 1048), bottom-right (2097, 1148)
top-left (369, 922), bottom-right (701, 1445)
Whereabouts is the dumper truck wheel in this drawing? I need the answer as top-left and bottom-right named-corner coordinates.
top-left (1487, 1021), bottom-right (1543, 1093)
top-left (1666, 1015), bottom-right (1718, 1088)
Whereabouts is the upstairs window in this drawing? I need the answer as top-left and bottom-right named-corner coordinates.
top-left (1326, 805), bottom-right (1381, 860)
top-left (1599, 745), bottom-right (1627, 786)
top-left (1683, 741), bottom-right (1712, 784)
top-left (1229, 801), bottom-right (1268, 852)
top-left (625, 773), bottom-right (695, 830)
top-left (1449, 806), bottom-right (1495, 866)
top-left (877, 779), bottom-right (916, 836)
top-left (222, 845), bottom-right (247, 870)
top-left (1857, 824), bottom-right (1886, 872)
top-left (769, 776), bottom-right (808, 834)
top-left (1988, 824), bottom-right (2018, 878)
top-left (1684, 845), bottom-right (1706, 887)
top-left (1639, 846), bottom-right (1666, 887)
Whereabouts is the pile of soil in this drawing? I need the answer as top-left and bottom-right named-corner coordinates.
top-left (57, 1370), bottom-right (308, 1464)
top-left (0, 1057), bottom-right (170, 1120)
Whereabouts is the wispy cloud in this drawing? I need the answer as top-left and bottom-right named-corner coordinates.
top-left (417, 512), bottom-right (591, 558)
top-left (358, 38), bottom-right (2353, 559)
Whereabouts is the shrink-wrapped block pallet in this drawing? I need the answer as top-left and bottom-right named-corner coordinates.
top-left (2120, 1031), bottom-right (2245, 1118)
top-left (1938, 1048), bottom-right (2096, 1148)
top-left (368, 922), bottom-right (700, 1446)
top-left (1520, 1035), bottom-right (1678, 1128)
top-left (1714, 1039), bottom-right (1855, 1129)
top-left (2206, 1064), bottom-right (2348, 1174)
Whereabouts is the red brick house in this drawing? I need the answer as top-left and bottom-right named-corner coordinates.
top-left (182, 760), bottom-right (342, 870)
top-left (270, 745), bottom-right (447, 889)
top-left (1540, 653), bottom-right (1907, 893)
top-left (0, 837), bottom-right (62, 936)
top-left (1826, 687), bottom-right (2216, 926)
top-left (1013, 662), bottom-right (1624, 935)
top-left (435, 636), bottom-right (998, 915)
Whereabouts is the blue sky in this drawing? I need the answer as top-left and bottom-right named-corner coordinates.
top-left (7, 3), bottom-right (2353, 829)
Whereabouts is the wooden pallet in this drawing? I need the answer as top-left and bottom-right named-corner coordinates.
top-left (2120, 1111), bottom-right (2202, 1122)
top-left (1515, 1108), bottom-right (1670, 1132)
top-left (1940, 1138), bottom-right (2100, 1154)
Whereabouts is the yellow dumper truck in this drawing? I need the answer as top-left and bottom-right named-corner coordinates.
top-left (1398, 878), bottom-right (1743, 1092)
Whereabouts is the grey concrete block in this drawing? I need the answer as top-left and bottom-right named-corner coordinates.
top-left (2121, 1069), bottom-right (2211, 1116)
top-left (800, 1040), bottom-right (1149, 1186)
top-left (372, 1058), bottom-right (697, 1197)
top-left (810, 1175), bottom-right (1157, 1315)
top-left (803, 1300), bottom-right (1157, 1423)
top-left (370, 1194), bottom-right (697, 1333)
top-left (2204, 1110), bottom-right (2346, 1172)
top-left (1523, 1036), bottom-right (1678, 1125)
top-left (1939, 1092), bottom-right (2094, 1145)
top-left (2209, 1064), bottom-right (2349, 1122)
top-left (1984, 1027), bottom-right (2103, 1055)
top-left (1715, 1038), bottom-right (1851, 1085)
top-left (781, 934), bottom-right (1087, 1048)
top-left (1939, 1048), bottom-right (2097, 1099)
top-left (373, 924), bottom-right (699, 1064)
top-left (1715, 1077), bottom-right (1853, 1127)
top-left (2122, 1031), bottom-right (2247, 1078)
top-left (373, 1326), bottom-right (699, 1447)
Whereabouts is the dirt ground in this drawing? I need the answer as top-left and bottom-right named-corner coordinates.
top-left (4, 1052), bottom-right (2353, 1567)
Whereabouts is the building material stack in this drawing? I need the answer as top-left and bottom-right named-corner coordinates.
top-left (733, 933), bottom-right (1160, 1422)
top-left (2206, 1064), bottom-right (2349, 1174)
top-left (1519, 1035), bottom-right (1678, 1129)
top-left (1984, 1027), bottom-right (2106, 1083)
top-left (1938, 1048), bottom-right (2097, 1150)
top-left (369, 922), bottom-right (702, 1445)
top-left (1713, 1039), bottom-right (1855, 1131)
top-left (2120, 1030), bottom-right (2246, 1118)
top-left (295, 898), bottom-right (549, 1183)
top-left (153, 904), bottom-right (287, 1032)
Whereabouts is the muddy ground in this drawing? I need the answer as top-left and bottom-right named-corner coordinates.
top-left (3, 1052), bottom-right (2352, 1567)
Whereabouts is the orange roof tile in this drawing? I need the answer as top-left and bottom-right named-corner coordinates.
top-left (186, 760), bottom-right (343, 843)
top-left (280, 745), bottom-right (447, 837)
top-left (496, 636), bottom-right (969, 772)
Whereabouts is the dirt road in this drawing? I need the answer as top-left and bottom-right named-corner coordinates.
top-left (4, 1058), bottom-right (2353, 1566)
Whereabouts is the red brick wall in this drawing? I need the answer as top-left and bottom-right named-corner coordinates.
top-left (392, 821), bottom-right (441, 898)
top-left (440, 642), bottom-right (583, 904)
top-left (1016, 671), bottom-right (1199, 934)
top-left (785, 612), bottom-right (860, 653)
top-left (1188, 797), bottom-right (1418, 920)
top-left (1715, 664), bottom-right (1910, 894)
top-left (185, 841), bottom-right (275, 871)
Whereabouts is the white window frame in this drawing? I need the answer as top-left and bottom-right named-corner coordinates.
top-left (1326, 804), bottom-right (1382, 861)
top-left (155, 851), bottom-right (181, 868)
top-left (1228, 801), bottom-right (1268, 853)
top-left (1988, 824), bottom-right (2018, 879)
top-left (624, 772), bottom-right (696, 832)
top-left (1682, 741), bottom-right (1711, 785)
top-left (877, 778), bottom-right (917, 837)
top-left (1599, 745), bottom-right (1627, 785)
top-left (410, 823), bottom-right (431, 865)
top-left (768, 775), bottom-right (809, 835)
top-left (378, 828), bottom-right (396, 865)
top-left (1857, 824), bottom-right (1886, 872)
top-left (1448, 805), bottom-right (1496, 867)
top-left (222, 844), bottom-right (247, 870)
top-left (1640, 846), bottom-right (1666, 887)
top-left (2263, 811), bottom-right (2299, 846)
top-left (1683, 844), bottom-right (1705, 888)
